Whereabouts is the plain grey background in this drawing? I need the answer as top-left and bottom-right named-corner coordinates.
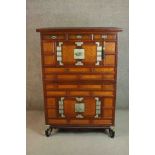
top-left (27, 0), bottom-right (129, 110)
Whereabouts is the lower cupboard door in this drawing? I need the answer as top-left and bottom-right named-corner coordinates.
top-left (47, 97), bottom-right (114, 125)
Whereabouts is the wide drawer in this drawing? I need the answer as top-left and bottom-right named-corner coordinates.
top-left (45, 83), bottom-right (115, 91)
top-left (44, 74), bottom-right (115, 81)
top-left (46, 90), bottom-right (114, 97)
top-left (44, 67), bottom-right (115, 74)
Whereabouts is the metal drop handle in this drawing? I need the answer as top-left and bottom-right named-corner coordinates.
top-left (50, 35), bottom-right (57, 39)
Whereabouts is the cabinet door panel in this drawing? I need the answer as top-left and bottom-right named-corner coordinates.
top-left (44, 56), bottom-right (56, 65)
top-left (62, 98), bottom-right (96, 118)
top-left (47, 109), bottom-right (57, 118)
top-left (105, 42), bottom-right (116, 53)
top-left (58, 42), bottom-right (98, 65)
top-left (104, 55), bottom-right (115, 65)
top-left (47, 98), bottom-right (57, 108)
top-left (42, 42), bottom-right (54, 54)
top-left (62, 44), bottom-right (76, 63)
top-left (102, 109), bottom-right (113, 118)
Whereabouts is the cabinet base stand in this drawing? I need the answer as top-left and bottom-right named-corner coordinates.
top-left (45, 125), bottom-right (115, 138)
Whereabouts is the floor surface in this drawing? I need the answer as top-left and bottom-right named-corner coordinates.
top-left (27, 110), bottom-right (129, 155)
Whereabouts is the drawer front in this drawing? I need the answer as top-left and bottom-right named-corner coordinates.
top-left (43, 34), bottom-right (65, 40)
top-left (46, 97), bottom-right (115, 125)
top-left (94, 34), bottom-right (116, 40)
top-left (68, 34), bottom-right (91, 40)
top-left (44, 67), bottom-right (115, 74)
top-left (45, 83), bottom-right (115, 91)
top-left (46, 91), bottom-right (114, 97)
top-left (44, 74), bottom-right (115, 81)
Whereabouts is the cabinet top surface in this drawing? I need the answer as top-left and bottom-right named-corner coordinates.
top-left (36, 27), bottom-right (122, 33)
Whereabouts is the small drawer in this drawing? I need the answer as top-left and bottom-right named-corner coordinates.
top-left (68, 34), bottom-right (91, 40)
top-left (43, 34), bottom-right (65, 40)
top-left (94, 34), bottom-right (116, 40)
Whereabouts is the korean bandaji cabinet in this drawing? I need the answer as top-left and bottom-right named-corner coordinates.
top-left (36, 27), bottom-right (122, 138)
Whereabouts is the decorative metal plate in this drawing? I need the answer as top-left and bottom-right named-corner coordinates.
top-left (75, 103), bottom-right (85, 113)
top-left (74, 49), bottom-right (85, 59)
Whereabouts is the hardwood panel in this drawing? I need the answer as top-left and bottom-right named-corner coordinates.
top-left (103, 74), bottom-right (115, 80)
top-left (46, 84), bottom-right (56, 89)
top-left (64, 99), bottom-right (76, 117)
top-left (42, 42), bottom-right (54, 54)
top-left (44, 56), bottom-right (55, 65)
top-left (80, 75), bottom-right (102, 80)
top-left (62, 44), bottom-right (76, 63)
top-left (103, 109), bottom-right (113, 118)
top-left (69, 91), bottom-right (90, 96)
top-left (68, 68), bottom-right (90, 72)
top-left (83, 98), bottom-right (96, 117)
top-left (57, 75), bottom-right (78, 80)
top-left (45, 75), bottom-right (55, 80)
top-left (94, 67), bottom-right (115, 73)
top-left (48, 119), bottom-right (112, 125)
top-left (48, 119), bottom-right (67, 124)
top-left (47, 98), bottom-right (56, 108)
top-left (44, 68), bottom-right (65, 73)
top-left (47, 109), bottom-right (57, 118)
top-left (82, 44), bottom-right (97, 63)
top-left (104, 55), bottom-right (115, 65)
top-left (70, 120), bottom-right (90, 124)
top-left (103, 98), bottom-right (114, 108)
top-left (80, 85), bottom-right (102, 89)
top-left (46, 91), bottom-right (66, 96)
top-left (105, 42), bottom-right (116, 53)
top-left (92, 119), bottom-right (112, 125)
top-left (102, 84), bottom-right (114, 90)
top-left (92, 91), bottom-right (113, 96)
top-left (58, 85), bottom-right (78, 89)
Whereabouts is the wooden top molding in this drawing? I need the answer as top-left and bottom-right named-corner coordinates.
top-left (36, 27), bottom-right (123, 33)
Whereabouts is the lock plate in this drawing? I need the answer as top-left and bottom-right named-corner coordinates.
top-left (74, 49), bottom-right (85, 59)
top-left (75, 103), bottom-right (85, 112)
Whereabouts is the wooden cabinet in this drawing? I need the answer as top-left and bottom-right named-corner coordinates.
top-left (36, 27), bottom-right (122, 138)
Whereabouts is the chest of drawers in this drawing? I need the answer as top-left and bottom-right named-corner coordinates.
top-left (36, 27), bottom-right (122, 138)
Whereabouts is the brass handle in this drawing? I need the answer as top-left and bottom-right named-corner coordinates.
top-left (101, 35), bottom-right (107, 39)
top-left (50, 35), bottom-right (57, 39)
top-left (76, 35), bottom-right (82, 39)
